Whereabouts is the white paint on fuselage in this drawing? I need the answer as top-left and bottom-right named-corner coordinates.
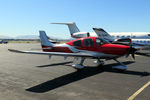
top-left (109, 32), bottom-right (150, 46)
top-left (88, 32), bottom-right (150, 39)
top-left (132, 39), bottom-right (150, 46)
top-left (109, 32), bottom-right (150, 39)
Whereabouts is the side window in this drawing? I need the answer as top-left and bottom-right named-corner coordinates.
top-left (84, 39), bottom-right (93, 47)
top-left (73, 40), bottom-right (82, 47)
top-left (122, 35), bottom-right (125, 38)
top-left (96, 38), bottom-right (102, 46)
top-left (132, 36), bottom-right (136, 38)
top-left (117, 35), bottom-right (119, 38)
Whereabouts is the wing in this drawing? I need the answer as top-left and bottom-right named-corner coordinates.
top-left (8, 49), bottom-right (95, 58)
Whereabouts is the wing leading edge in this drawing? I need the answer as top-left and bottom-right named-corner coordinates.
top-left (8, 49), bottom-right (95, 58)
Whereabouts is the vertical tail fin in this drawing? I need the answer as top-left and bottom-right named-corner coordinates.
top-left (39, 31), bottom-right (54, 47)
top-left (93, 28), bottom-right (114, 42)
top-left (51, 22), bottom-right (80, 35)
top-left (93, 28), bottom-right (111, 37)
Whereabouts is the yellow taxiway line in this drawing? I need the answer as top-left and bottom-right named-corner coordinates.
top-left (128, 81), bottom-right (150, 100)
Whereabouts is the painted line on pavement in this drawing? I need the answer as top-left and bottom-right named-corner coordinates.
top-left (128, 81), bottom-right (150, 100)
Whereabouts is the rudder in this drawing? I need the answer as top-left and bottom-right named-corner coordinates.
top-left (39, 31), bottom-right (54, 47)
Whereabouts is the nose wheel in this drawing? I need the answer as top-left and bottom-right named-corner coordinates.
top-left (94, 59), bottom-right (105, 66)
top-left (94, 59), bottom-right (105, 70)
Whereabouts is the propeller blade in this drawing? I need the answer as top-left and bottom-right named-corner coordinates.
top-left (131, 47), bottom-right (136, 60)
top-left (126, 53), bottom-right (129, 58)
top-left (126, 44), bottom-right (136, 60)
top-left (131, 52), bottom-right (135, 60)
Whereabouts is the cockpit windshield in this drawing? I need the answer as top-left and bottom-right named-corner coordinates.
top-left (96, 38), bottom-right (110, 45)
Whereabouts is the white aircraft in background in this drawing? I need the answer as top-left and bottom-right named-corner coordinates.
top-left (51, 22), bottom-right (150, 47)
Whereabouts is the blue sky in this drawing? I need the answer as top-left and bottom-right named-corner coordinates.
top-left (0, 0), bottom-right (150, 38)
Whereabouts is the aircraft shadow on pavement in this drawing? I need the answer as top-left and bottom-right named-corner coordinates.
top-left (26, 61), bottom-right (150, 93)
top-left (135, 52), bottom-right (150, 57)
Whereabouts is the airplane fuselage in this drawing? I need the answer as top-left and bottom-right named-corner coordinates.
top-left (42, 37), bottom-right (130, 59)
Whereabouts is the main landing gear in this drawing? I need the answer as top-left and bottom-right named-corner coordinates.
top-left (72, 58), bottom-right (105, 71)
top-left (94, 59), bottom-right (105, 70)
top-left (113, 59), bottom-right (127, 72)
top-left (72, 57), bottom-right (85, 71)
top-left (72, 58), bottom-right (127, 72)
top-left (94, 59), bottom-right (105, 66)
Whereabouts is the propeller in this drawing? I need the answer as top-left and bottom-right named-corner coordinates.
top-left (126, 45), bottom-right (137, 60)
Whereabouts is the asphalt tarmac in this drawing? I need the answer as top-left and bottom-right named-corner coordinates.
top-left (0, 43), bottom-right (150, 100)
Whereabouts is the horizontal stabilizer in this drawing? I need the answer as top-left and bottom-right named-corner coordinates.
top-left (51, 22), bottom-right (80, 34)
top-left (51, 22), bottom-right (75, 25)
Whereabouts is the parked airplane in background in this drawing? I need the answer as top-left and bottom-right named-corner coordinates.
top-left (0, 40), bottom-right (8, 44)
top-left (93, 28), bottom-right (150, 47)
top-left (8, 31), bottom-right (136, 72)
top-left (51, 22), bottom-right (150, 47)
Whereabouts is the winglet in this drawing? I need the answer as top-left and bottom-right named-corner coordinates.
top-left (8, 49), bottom-right (25, 53)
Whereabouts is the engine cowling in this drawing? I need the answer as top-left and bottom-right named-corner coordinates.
top-left (71, 32), bottom-right (90, 38)
top-left (112, 38), bottom-right (132, 46)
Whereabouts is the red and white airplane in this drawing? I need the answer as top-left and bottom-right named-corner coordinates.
top-left (8, 31), bottom-right (136, 71)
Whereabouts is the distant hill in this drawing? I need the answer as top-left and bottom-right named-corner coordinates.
top-left (0, 35), bottom-right (13, 39)
top-left (0, 35), bottom-right (66, 40)
top-left (15, 35), bottom-right (39, 39)
top-left (15, 35), bottom-right (65, 40)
